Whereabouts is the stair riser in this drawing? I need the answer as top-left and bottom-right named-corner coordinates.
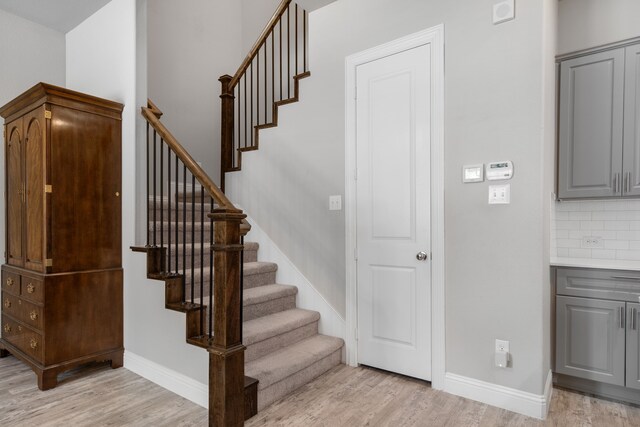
top-left (243, 295), bottom-right (296, 322)
top-left (149, 207), bottom-right (213, 222)
top-left (257, 350), bottom-right (341, 411)
top-left (245, 321), bottom-right (318, 364)
top-left (153, 231), bottom-right (212, 245)
top-left (244, 271), bottom-right (277, 289)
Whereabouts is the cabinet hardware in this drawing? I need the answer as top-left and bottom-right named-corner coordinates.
top-left (6, 278), bottom-right (14, 287)
top-left (620, 306), bottom-right (625, 329)
top-left (614, 173), bottom-right (620, 194)
top-left (45, 185), bottom-right (52, 194)
top-left (44, 110), bottom-right (52, 120)
top-left (626, 172), bottom-right (632, 193)
top-left (26, 283), bottom-right (35, 293)
top-left (632, 308), bottom-right (638, 331)
top-left (3, 299), bottom-right (10, 309)
top-left (18, 326), bottom-right (22, 332)
top-left (3, 324), bottom-right (10, 333)
top-left (30, 339), bottom-right (38, 349)
top-left (45, 259), bottom-right (53, 267)
top-left (611, 276), bottom-right (640, 281)
top-left (30, 310), bottom-right (38, 321)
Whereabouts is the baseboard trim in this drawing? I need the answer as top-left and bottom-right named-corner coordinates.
top-left (444, 371), bottom-right (552, 420)
top-left (124, 351), bottom-right (208, 409)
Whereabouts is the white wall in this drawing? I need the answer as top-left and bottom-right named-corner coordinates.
top-left (228, 0), bottom-right (555, 399)
top-left (557, 0), bottom-right (640, 55)
top-left (146, 0), bottom-right (243, 185)
top-left (0, 9), bottom-right (65, 280)
top-left (241, 0), bottom-right (280, 53)
top-left (66, 0), bottom-right (209, 395)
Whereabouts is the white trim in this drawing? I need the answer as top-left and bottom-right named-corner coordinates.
top-left (241, 210), bottom-right (346, 342)
top-left (543, 369), bottom-right (553, 418)
top-left (344, 25), bottom-right (446, 389)
top-left (444, 372), bottom-right (552, 420)
top-left (124, 351), bottom-right (208, 409)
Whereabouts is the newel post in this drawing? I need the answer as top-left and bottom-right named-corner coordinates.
top-left (208, 208), bottom-right (246, 427)
top-left (219, 75), bottom-right (235, 192)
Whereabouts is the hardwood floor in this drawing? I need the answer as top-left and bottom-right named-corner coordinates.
top-left (2, 354), bottom-right (640, 426)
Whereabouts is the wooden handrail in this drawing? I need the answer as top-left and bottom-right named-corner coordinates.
top-left (229, 0), bottom-right (292, 89)
top-left (141, 101), bottom-right (237, 211)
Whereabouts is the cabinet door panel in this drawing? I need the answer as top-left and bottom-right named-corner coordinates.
top-left (5, 118), bottom-right (23, 266)
top-left (556, 296), bottom-right (625, 385)
top-left (624, 44), bottom-right (640, 197)
top-left (23, 110), bottom-right (46, 272)
top-left (558, 49), bottom-right (625, 199)
top-left (627, 302), bottom-right (640, 390)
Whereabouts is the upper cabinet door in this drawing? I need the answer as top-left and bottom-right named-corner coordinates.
top-left (5, 118), bottom-right (24, 267)
top-left (23, 108), bottom-right (46, 272)
top-left (624, 44), bottom-right (640, 197)
top-left (558, 48), bottom-right (625, 199)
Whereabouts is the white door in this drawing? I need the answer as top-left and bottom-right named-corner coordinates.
top-left (356, 43), bottom-right (431, 381)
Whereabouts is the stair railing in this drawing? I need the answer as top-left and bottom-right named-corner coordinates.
top-left (220, 0), bottom-right (309, 190)
top-left (142, 100), bottom-right (247, 426)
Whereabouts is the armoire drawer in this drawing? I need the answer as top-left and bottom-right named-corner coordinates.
top-left (1, 315), bottom-right (44, 362)
top-left (556, 267), bottom-right (640, 302)
top-left (1, 292), bottom-right (43, 331)
top-left (1, 270), bottom-right (20, 295)
top-left (20, 275), bottom-right (44, 304)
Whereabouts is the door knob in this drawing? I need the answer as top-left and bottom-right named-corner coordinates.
top-left (416, 251), bottom-right (428, 261)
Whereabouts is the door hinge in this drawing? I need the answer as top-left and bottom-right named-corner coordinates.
top-left (45, 259), bottom-right (53, 267)
top-left (44, 110), bottom-right (52, 120)
top-left (45, 185), bottom-right (52, 193)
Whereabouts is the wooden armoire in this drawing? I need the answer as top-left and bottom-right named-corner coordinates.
top-left (0, 83), bottom-right (124, 390)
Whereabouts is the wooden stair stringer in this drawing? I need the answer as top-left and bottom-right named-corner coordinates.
top-left (233, 71), bottom-right (311, 172)
top-left (130, 244), bottom-right (258, 418)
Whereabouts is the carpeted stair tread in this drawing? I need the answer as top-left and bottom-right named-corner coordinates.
top-left (243, 308), bottom-right (319, 346)
top-left (243, 284), bottom-right (297, 306)
top-left (182, 261), bottom-right (276, 281)
top-left (245, 334), bottom-right (344, 391)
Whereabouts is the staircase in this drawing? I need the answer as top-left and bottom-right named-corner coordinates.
top-left (134, 1), bottom-right (333, 424)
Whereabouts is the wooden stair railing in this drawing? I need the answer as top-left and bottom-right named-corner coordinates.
top-left (133, 100), bottom-right (255, 426)
top-left (220, 0), bottom-right (310, 190)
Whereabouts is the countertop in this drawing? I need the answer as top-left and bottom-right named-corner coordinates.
top-left (551, 257), bottom-right (640, 272)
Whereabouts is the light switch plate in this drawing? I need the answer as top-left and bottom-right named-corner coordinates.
top-left (489, 184), bottom-right (510, 204)
top-left (463, 164), bottom-right (484, 183)
top-left (493, 0), bottom-right (515, 25)
top-left (329, 195), bottom-right (342, 211)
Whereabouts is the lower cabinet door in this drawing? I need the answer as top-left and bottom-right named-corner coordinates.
top-left (556, 296), bottom-right (625, 386)
top-left (627, 302), bottom-right (640, 390)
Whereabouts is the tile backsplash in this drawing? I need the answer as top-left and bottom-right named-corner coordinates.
top-left (552, 199), bottom-right (640, 261)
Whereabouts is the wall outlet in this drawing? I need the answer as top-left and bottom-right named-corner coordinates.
top-left (582, 236), bottom-right (604, 249)
top-left (495, 339), bottom-right (510, 368)
top-left (495, 339), bottom-right (509, 353)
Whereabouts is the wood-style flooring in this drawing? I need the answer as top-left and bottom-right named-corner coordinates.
top-left (1, 355), bottom-right (640, 426)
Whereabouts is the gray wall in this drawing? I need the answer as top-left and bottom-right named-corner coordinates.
top-left (241, 0), bottom-right (280, 53)
top-left (0, 9), bottom-right (66, 284)
top-left (228, 0), bottom-right (555, 395)
top-left (558, 0), bottom-right (640, 55)
top-left (146, 0), bottom-right (243, 183)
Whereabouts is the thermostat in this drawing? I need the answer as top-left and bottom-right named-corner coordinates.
top-left (486, 161), bottom-right (513, 181)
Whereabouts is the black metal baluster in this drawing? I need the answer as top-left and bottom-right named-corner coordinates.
top-left (237, 80), bottom-right (241, 164)
top-left (295, 4), bottom-right (298, 76)
top-left (160, 138), bottom-right (164, 252)
top-left (244, 74), bottom-right (248, 149)
top-left (146, 122), bottom-right (150, 246)
top-left (279, 20), bottom-right (283, 101)
top-left (191, 175), bottom-right (195, 304)
top-left (182, 165), bottom-right (187, 300)
top-left (167, 147), bottom-right (172, 273)
top-left (272, 29), bottom-right (275, 117)
top-left (175, 156), bottom-right (179, 275)
top-left (304, 10), bottom-right (307, 72)
top-left (200, 185), bottom-right (205, 335)
top-left (250, 63), bottom-right (254, 147)
top-left (209, 196), bottom-right (214, 339)
top-left (287, 5), bottom-right (291, 99)
top-left (264, 43), bottom-right (267, 122)
top-left (153, 130), bottom-right (157, 246)
top-left (257, 50), bottom-right (260, 126)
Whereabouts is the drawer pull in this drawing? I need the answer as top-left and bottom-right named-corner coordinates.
top-left (26, 283), bottom-right (35, 294)
top-left (611, 276), bottom-right (640, 281)
top-left (6, 278), bottom-right (14, 287)
top-left (30, 310), bottom-right (38, 321)
top-left (18, 326), bottom-right (22, 332)
top-left (3, 299), bottom-right (10, 309)
top-left (3, 324), bottom-right (10, 333)
top-left (30, 339), bottom-right (38, 350)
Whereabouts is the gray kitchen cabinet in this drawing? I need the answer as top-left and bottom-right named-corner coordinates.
top-left (627, 302), bottom-right (640, 391)
top-left (558, 42), bottom-right (640, 200)
top-left (555, 295), bottom-right (626, 386)
top-left (624, 44), bottom-right (640, 197)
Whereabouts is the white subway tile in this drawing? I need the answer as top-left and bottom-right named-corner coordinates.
top-left (599, 230), bottom-right (618, 240)
top-left (557, 202), bottom-right (580, 211)
top-left (557, 239), bottom-right (581, 248)
top-left (581, 221), bottom-right (604, 230)
top-left (556, 230), bottom-right (569, 239)
top-left (569, 248), bottom-right (592, 258)
top-left (569, 230), bottom-right (590, 239)
top-left (630, 241), bottom-right (640, 250)
top-left (570, 211), bottom-right (591, 221)
top-left (605, 201), bottom-right (630, 211)
top-left (592, 211), bottom-right (617, 221)
top-left (579, 201), bottom-right (605, 211)
top-left (605, 240), bottom-right (630, 250)
top-left (630, 221), bottom-right (640, 230)
top-left (605, 221), bottom-right (630, 230)
top-left (555, 211), bottom-right (569, 220)
top-left (617, 211), bottom-right (640, 221)
top-left (591, 249), bottom-right (616, 260)
top-left (621, 231), bottom-right (640, 240)
top-left (555, 220), bottom-right (581, 230)
top-left (557, 247), bottom-right (569, 257)
top-left (615, 250), bottom-right (640, 261)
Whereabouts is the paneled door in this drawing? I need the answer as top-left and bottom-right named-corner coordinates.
top-left (624, 44), bottom-right (640, 197)
top-left (356, 43), bottom-right (431, 380)
top-left (5, 118), bottom-right (24, 267)
top-left (627, 302), bottom-right (640, 390)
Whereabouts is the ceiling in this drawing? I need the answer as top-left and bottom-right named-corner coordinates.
top-left (0, 0), bottom-right (112, 33)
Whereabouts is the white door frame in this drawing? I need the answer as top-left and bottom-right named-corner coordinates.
top-left (344, 24), bottom-right (445, 390)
